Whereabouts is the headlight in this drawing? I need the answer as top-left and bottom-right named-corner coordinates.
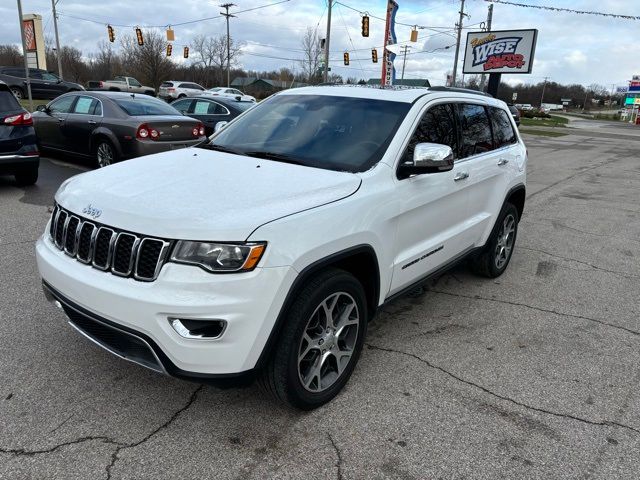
top-left (170, 241), bottom-right (266, 272)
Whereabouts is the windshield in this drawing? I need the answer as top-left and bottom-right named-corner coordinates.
top-left (208, 88), bottom-right (225, 92)
top-left (114, 97), bottom-right (180, 116)
top-left (208, 94), bottom-right (410, 172)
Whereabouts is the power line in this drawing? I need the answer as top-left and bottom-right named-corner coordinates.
top-left (336, 3), bottom-right (366, 77)
top-left (58, 0), bottom-right (291, 28)
top-left (483, 1), bottom-right (640, 20)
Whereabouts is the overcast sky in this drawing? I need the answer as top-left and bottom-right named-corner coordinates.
top-left (2, 0), bottom-right (638, 88)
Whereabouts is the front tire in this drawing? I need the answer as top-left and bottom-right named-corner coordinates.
top-left (470, 202), bottom-right (519, 278)
top-left (94, 139), bottom-right (118, 168)
top-left (260, 268), bottom-right (367, 410)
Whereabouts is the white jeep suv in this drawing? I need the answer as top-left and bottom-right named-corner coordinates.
top-left (36, 86), bottom-right (526, 409)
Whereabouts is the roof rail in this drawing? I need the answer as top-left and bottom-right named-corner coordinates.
top-left (428, 86), bottom-right (493, 97)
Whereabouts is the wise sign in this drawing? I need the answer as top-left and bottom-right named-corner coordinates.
top-left (463, 29), bottom-right (538, 75)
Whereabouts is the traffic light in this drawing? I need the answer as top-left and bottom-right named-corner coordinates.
top-left (166, 44), bottom-right (172, 56)
top-left (183, 46), bottom-right (189, 59)
top-left (343, 52), bottom-right (350, 66)
top-left (372, 48), bottom-right (378, 63)
top-left (135, 27), bottom-right (144, 46)
top-left (361, 15), bottom-right (369, 37)
top-left (107, 25), bottom-right (115, 43)
top-left (410, 27), bottom-right (418, 42)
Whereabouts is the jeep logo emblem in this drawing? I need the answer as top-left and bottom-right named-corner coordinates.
top-left (82, 204), bottom-right (102, 219)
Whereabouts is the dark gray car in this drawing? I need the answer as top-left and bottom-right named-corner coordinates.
top-left (0, 67), bottom-right (84, 100)
top-left (32, 91), bottom-right (206, 168)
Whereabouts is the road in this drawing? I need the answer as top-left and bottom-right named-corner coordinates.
top-left (1, 133), bottom-right (640, 479)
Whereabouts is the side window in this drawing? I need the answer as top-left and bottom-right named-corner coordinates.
top-left (489, 107), bottom-right (517, 148)
top-left (30, 71), bottom-right (43, 80)
top-left (128, 78), bottom-right (141, 87)
top-left (403, 103), bottom-right (457, 163)
top-left (211, 102), bottom-right (230, 115)
top-left (458, 104), bottom-right (494, 158)
top-left (73, 96), bottom-right (100, 115)
top-left (42, 72), bottom-right (59, 81)
top-left (49, 95), bottom-right (76, 114)
top-left (173, 99), bottom-right (193, 114)
top-left (92, 101), bottom-right (103, 116)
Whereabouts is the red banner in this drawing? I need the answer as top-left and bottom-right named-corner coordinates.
top-left (22, 20), bottom-right (36, 51)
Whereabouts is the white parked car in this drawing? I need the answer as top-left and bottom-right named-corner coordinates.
top-left (158, 81), bottom-right (206, 101)
top-left (37, 86), bottom-right (527, 409)
top-left (204, 87), bottom-right (256, 102)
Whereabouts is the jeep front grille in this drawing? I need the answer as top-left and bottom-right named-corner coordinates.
top-left (49, 205), bottom-right (171, 281)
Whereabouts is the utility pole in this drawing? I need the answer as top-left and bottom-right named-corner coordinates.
top-left (51, 0), bottom-right (63, 79)
top-left (479, 3), bottom-right (493, 91)
top-left (220, 3), bottom-right (235, 88)
top-left (16, 0), bottom-right (33, 111)
top-left (451, 0), bottom-right (465, 87)
top-left (540, 76), bottom-right (549, 107)
top-left (323, 0), bottom-right (333, 83)
top-left (400, 45), bottom-right (410, 83)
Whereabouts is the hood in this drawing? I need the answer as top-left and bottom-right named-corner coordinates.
top-left (56, 149), bottom-right (361, 241)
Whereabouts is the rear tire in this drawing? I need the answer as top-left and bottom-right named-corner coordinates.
top-left (470, 202), bottom-right (519, 278)
top-left (14, 166), bottom-right (38, 186)
top-left (94, 139), bottom-right (118, 168)
top-left (259, 268), bottom-right (367, 410)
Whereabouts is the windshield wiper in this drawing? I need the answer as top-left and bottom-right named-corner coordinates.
top-left (203, 144), bottom-right (247, 156)
top-left (243, 151), bottom-right (306, 166)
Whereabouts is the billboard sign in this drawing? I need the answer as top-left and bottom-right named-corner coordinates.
top-left (632, 75), bottom-right (640, 81)
top-left (22, 20), bottom-right (36, 52)
top-left (616, 86), bottom-right (629, 93)
top-left (463, 29), bottom-right (537, 74)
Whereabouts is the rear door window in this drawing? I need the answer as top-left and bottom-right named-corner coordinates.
top-left (489, 107), bottom-right (517, 148)
top-left (458, 104), bottom-right (494, 158)
top-left (172, 99), bottom-right (193, 114)
top-left (72, 96), bottom-right (101, 115)
top-left (403, 103), bottom-right (458, 163)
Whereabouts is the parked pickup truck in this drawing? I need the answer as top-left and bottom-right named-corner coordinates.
top-left (87, 76), bottom-right (155, 96)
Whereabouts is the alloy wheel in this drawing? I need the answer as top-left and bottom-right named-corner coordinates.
top-left (96, 143), bottom-right (113, 168)
top-left (298, 292), bottom-right (360, 393)
top-left (11, 88), bottom-right (23, 100)
top-left (494, 213), bottom-right (516, 270)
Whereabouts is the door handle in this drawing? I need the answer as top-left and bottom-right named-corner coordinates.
top-left (88, 120), bottom-right (97, 125)
top-left (497, 158), bottom-right (509, 166)
top-left (454, 172), bottom-right (469, 182)
top-left (56, 117), bottom-right (64, 122)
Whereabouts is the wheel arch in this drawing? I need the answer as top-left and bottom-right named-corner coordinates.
top-left (254, 244), bottom-right (380, 369)
top-left (90, 129), bottom-right (122, 157)
top-left (505, 184), bottom-right (526, 220)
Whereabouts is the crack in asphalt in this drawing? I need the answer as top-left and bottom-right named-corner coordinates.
top-left (105, 384), bottom-right (204, 479)
top-left (429, 289), bottom-right (640, 339)
top-left (327, 433), bottom-right (344, 480)
top-left (518, 245), bottom-right (640, 279)
top-left (366, 343), bottom-right (640, 436)
top-left (0, 384), bottom-right (204, 480)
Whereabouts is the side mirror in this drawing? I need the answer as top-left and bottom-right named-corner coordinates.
top-left (398, 143), bottom-right (454, 178)
top-left (36, 104), bottom-right (48, 113)
top-left (214, 121), bottom-right (228, 133)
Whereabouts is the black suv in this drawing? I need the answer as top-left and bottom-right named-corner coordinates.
top-left (0, 67), bottom-right (84, 100)
top-left (0, 81), bottom-right (39, 185)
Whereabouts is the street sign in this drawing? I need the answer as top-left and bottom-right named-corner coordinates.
top-left (512, 92), bottom-right (517, 101)
top-left (616, 86), bottom-right (629, 93)
top-left (462, 29), bottom-right (538, 74)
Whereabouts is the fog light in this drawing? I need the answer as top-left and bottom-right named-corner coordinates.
top-left (169, 318), bottom-right (227, 339)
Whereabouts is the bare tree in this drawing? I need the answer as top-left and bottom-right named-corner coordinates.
top-left (119, 30), bottom-right (173, 89)
top-left (0, 45), bottom-right (22, 66)
top-left (299, 27), bottom-right (322, 84)
top-left (192, 34), bottom-right (242, 86)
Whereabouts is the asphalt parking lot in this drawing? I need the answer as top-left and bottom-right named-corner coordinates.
top-left (1, 130), bottom-right (639, 479)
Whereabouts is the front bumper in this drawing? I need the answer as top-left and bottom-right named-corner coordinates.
top-left (36, 233), bottom-right (296, 376)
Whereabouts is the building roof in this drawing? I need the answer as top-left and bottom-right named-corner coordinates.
top-left (366, 78), bottom-right (431, 87)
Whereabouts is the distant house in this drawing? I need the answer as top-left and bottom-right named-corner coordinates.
top-left (366, 78), bottom-right (431, 87)
top-left (231, 77), bottom-right (308, 97)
